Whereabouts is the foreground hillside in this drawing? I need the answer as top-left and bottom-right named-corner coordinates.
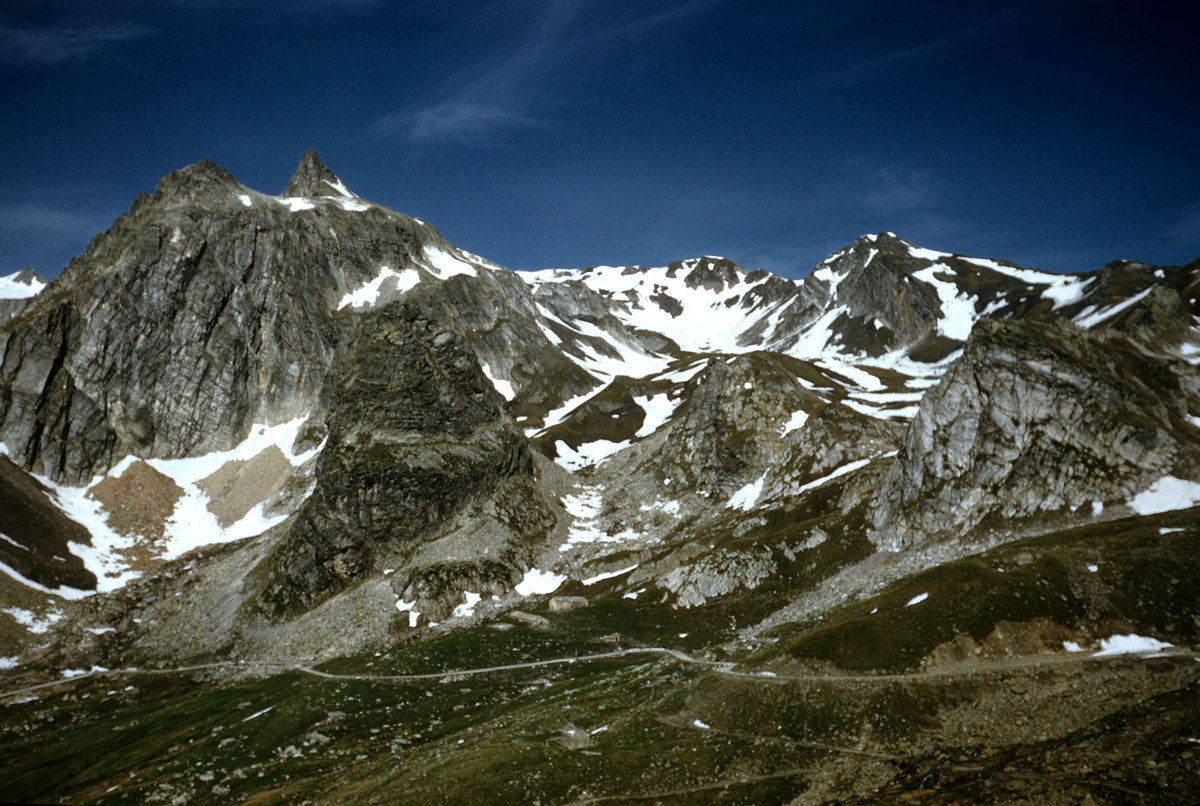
top-left (2, 152), bottom-right (1199, 804)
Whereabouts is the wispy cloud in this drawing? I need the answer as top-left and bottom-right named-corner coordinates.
top-left (0, 19), bottom-right (154, 66)
top-left (802, 16), bottom-right (996, 88)
top-left (1163, 200), bottom-right (1200, 251)
top-left (0, 202), bottom-right (108, 239)
top-left (372, 0), bottom-right (721, 147)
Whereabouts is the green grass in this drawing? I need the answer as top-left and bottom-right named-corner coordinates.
top-left (759, 510), bottom-right (1200, 672)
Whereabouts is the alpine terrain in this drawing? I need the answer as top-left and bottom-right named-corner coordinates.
top-left (2, 151), bottom-right (1199, 805)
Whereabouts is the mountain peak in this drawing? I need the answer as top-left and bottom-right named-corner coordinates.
top-left (152, 160), bottom-right (241, 202)
top-left (283, 149), bottom-right (354, 198)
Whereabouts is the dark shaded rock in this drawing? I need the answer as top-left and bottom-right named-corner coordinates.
top-left (0, 456), bottom-right (96, 591)
top-left (283, 149), bottom-right (348, 197)
top-left (252, 299), bottom-right (555, 619)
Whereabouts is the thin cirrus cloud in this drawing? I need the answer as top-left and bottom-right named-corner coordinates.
top-left (0, 201), bottom-right (108, 240)
top-left (1163, 201), bottom-right (1200, 248)
top-left (371, 0), bottom-right (722, 147)
top-left (801, 16), bottom-right (996, 89)
top-left (0, 19), bottom-right (155, 66)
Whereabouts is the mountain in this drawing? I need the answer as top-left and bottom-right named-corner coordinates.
top-left (0, 266), bottom-right (47, 324)
top-left (1, 153), bottom-right (1198, 805)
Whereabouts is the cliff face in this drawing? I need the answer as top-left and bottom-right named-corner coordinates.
top-left (255, 298), bottom-right (555, 621)
top-left (871, 317), bottom-right (1200, 550)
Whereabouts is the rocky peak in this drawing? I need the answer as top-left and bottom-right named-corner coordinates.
top-left (669, 256), bottom-right (745, 292)
top-left (9, 266), bottom-right (44, 287)
top-left (283, 148), bottom-right (353, 198)
top-left (152, 160), bottom-right (243, 204)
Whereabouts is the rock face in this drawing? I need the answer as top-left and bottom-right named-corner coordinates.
top-left (254, 298), bottom-right (555, 620)
top-left (871, 317), bottom-right (1200, 550)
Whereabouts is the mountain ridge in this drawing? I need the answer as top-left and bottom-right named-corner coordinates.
top-left (2, 152), bottom-right (1199, 805)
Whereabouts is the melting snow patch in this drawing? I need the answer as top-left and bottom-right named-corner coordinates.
top-left (533, 389), bottom-right (598, 436)
top-left (515, 569), bottom-right (565, 596)
top-left (780, 409), bottom-right (808, 435)
top-left (1087, 564), bottom-right (1099, 573)
top-left (1095, 634), bottom-right (1173, 656)
top-left (237, 194), bottom-right (252, 207)
top-left (23, 416), bottom-right (326, 596)
top-left (277, 197), bottom-right (315, 212)
top-left (692, 719), bottom-right (710, 730)
top-left (337, 266), bottom-right (420, 310)
top-left (1127, 476), bottom-right (1200, 516)
top-left (795, 458), bottom-right (872, 495)
top-left (423, 245), bottom-right (477, 279)
top-left (0, 657), bottom-right (17, 669)
top-left (395, 599), bottom-right (420, 628)
top-left (480, 363), bottom-right (515, 401)
top-left (1063, 640), bottom-right (1087, 653)
top-left (1075, 287), bottom-right (1155, 329)
top-left (2, 607), bottom-right (63, 634)
top-left (453, 592), bottom-right (482, 618)
top-left (658, 360), bottom-right (708, 384)
top-left (905, 592), bottom-right (929, 607)
top-left (582, 564), bottom-right (638, 586)
top-left (728, 473), bottom-right (767, 511)
top-left (634, 393), bottom-right (680, 438)
top-left (554, 439), bottom-right (629, 472)
top-left (242, 706), bottom-right (274, 722)
top-left (1160, 527), bottom-right (1185, 534)
top-left (913, 266), bottom-right (978, 341)
top-left (0, 560), bottom-right (91, 600)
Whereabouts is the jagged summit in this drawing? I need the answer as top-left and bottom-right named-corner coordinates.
top-left (283, 148), bottom-right (355, 198)
top-left (149, 159), bottom-right (242, 204)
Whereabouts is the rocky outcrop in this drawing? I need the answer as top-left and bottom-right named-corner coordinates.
top-left (871, 318), bottom-right (1200, 550)
top-left (252, 298), bottom-right (555, 620)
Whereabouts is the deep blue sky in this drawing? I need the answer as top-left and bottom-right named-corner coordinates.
top-left (2, 0), bottom-right (1197, 280)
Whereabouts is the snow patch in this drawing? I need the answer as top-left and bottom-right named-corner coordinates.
top-left (1127, 476), bottom-right (1200, 516)
top-left (634, 393), bottom-right (679, 438)
top-left (554, 439), bottom-right (629, 472)
top-left (1075, 287), bottom-right (1155, 329)
top-left (727, 473), bottom-right (767, 511)
top-left (515, 569), bottom-right (565, 596)
top-left (582, 564), bottom-right (638, 586)
top-left (337, 266), bottom-right (420, 311)
top-left (423, 245), bottom-right (477, 279)
top-left (453, 591), bottom-right (482, 618)
top-left (912, 265), bottom-right (978, 341)
top-left (2, 606), bottom-right (63, 634)
top-left (780, 409), bottom-right (808, 435)
top-left (277, 197), bottom-right (315, 212)
top-left (1095, 634), bottom-right (1173, 656)
top-left (905, 592), bottom-right (929, 607)
top-left (480, 363), bottom-right (515, 401)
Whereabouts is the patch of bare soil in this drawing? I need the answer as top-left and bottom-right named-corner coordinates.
top-left (87, 461), bottom-right (183, 541)
top-left (198, 446), bottom-right (292, 527)
top-left (87, 461), bottom-right (184, 572)
top-left (924, 618), bottom-right (1082, 665)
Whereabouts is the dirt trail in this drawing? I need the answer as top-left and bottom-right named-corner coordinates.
top-left (2, 645), bottom-right (1196, 701)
